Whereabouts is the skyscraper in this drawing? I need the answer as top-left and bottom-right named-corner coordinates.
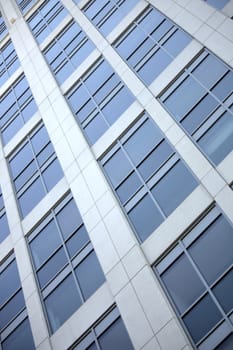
top-left (0, 0), bottom-right (233, 349)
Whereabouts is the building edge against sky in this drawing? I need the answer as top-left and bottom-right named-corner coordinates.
top-left (0, 0), bottom-right (233, 349)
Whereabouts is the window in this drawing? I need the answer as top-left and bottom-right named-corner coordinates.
top-left (8, 123), bottom-right (63, 218)
top-left (0, 254), bottom-right (35, 350)
top-left (43, 20), bottom-right (95, 84)
top-left (0, 75), bottom-right (37, 144)
top-left (27, 194), bottom-right (105, 333)
top-left (155, 207), bottom-right (233, 349)
top-left (0, 188), bottom-right (10, 243)
top-left (0, 12), bottom-right (8, 41)
top-left (100, 113), bottom-right (198, 242)
top-left (82, 0), bottom-right (140, 36)
top-left (114, 6), bottom-right (191, 85)
top-left (66, 58), bottom-right (134, 144)
top-left (27, 0), bottom-right (68, 44)
top-left (203, 0), bottom-right (230, 9)
top-left (70, 306), bottom-right (133, 350)
top-left (160, 50), bottom-right (233, 165)
top-left (16, 0), bottom-right (38, 14)
top-left (0, 40), bottom-right (20, 86)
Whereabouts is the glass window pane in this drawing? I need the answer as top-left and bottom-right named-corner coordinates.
top-left (0, 213), bottom-right (10, 243)
top-left (198, 111), bottom-right (233, 165)
top-left (164, 76), bottom-right (205, 120)
top-left (152, 161), bottom-right (197, 216)
top-left (99, 317), bottom-right (134, 350)
top-left (84, 112), bottom-right (108, 144)
top-left (181, 94), bottom-right (218, 134)
top-left (215, 333), bottom-right (233, 350)
top-left (211, 71), bottom-right (233, 101)
top-left (57, 199), bottom-right (82, 240)
top-left (163, 30), bottom-right (190, 57)
top-left (189, 215), bottom-right (233, 284)
top-left (30, 220), bottom-right (61, 269)
top-left (45, 274), bottom-right (82, 333)
top-left (66, 225), bottom-right (89, 258)
top-left (124, 119), bottom-right (162, 165)
top-left (213, 269), bottom-right (233, 313)
top-left (183, 294), bottom-right (222, 343)
top-left (128, 194), bottom-right (163, 242)
top-left (0, 290), bottom-right (25, 330)
top-left (116, 172), bottom-right (142, 204)
top-left (192, 54), bottom-right (227, 89)
top-left (161, 254), bottom-right (205, 314)
top-left (0, 260), bottom-right (21, 306)
top-left (75, 250), bottom-right (105, 300)
top-left (104, 149), bottom-right (132, 188)
top-left (42, 158), bottom-right (63, 191)
top-left (138, 140), bottom-right (173, 181)
top-left (37, 247), bottom-right (68, 288)
top-left (2, 318), bottom-right (35, 350)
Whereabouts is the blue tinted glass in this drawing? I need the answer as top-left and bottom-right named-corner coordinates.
top-left (56, 199), bottom-right (82, 240)
top-left (211, 71), bottom-right (233, 101)
top-left (124, 119), bottom-right (162, 165)
top-left (37, 247), bottom-right (68, 288)
top-left (2, 318), bottom-right (35, 350)
top-left (45, 274), bottom-right (82, 333)
top-left (30, 220), bottom-right (61, 269)
top-left (116, 172), bottom-right (142, 204)
top-left (128, 194), bottom-right (163, 242)
top-left (163, 29), bottom-right (190, 57)
top-left (0, 290), bottom-right (25, 330)
top-left (164, 76), bottom-right (206, 120)
top-left (198, 111), bottom-right (233, 164)
top-left (19, 177), bottom-right (45, 217)
top-left (213, 269), bottom-right (233, 313)
top-left (75, 250), bottom-right (105, 300)
top-left (104, 149), bottom-right (132, 188)
top-left (0, 213), bottom-right (10, 243)
top-left (189, 215), bottom-right (233, 284)
top-left (183, 294), bottom-right (222, 343)
top-left (99, 317), bottom-right (134, 350)
top-left (152, 161), bottom-right (197, 216)
top-left (10, 143), bottom-right (33, 179)
top-left (161, 254), bottom-right (205, 314)
top-left (84, 112), bottom-right (108, 144)
top-left (0, 260), bottom-right (21, 306)
top-left (66, 226), bottom-right (89, 258)
top-left (42, 158), bottom-right (63, 191)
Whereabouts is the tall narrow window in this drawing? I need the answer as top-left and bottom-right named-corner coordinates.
top-left (0, 40), bottom-right (20, 86)
top-left (82, 0), bottom-right (140, 36)
top-left (16, 0), bottom-right (38, 14)
top-left (155, 207), bottom-right (233, 349)
top-left (43, 20), bottom-right (95, 84)
top-left (0, 254), bottom-right (35, 350)
top-left (27, 194), bottom-right (105, 333)
top-left (0, 75), bottom-right (37, 144)
top-left (100, 113), bottom-right (198, 242)
top-left (160, 50), bottom-right (233, 165)
top-left (66, 58), bottom-right (134, 144)
top-left (0, 188), bottom-right (9, 243)
top-left (27, 0), bottom-right (68, 44)
top-left (71, 306), bottom-right (134, 350)
top-left (114, 6), bottom-right (191, 85)
top-left (8, 123), bottom-right (63, 218)
top-left (0, 12), bottom-right (8, 41)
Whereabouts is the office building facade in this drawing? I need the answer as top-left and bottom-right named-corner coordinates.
top-left (0, 0), bottom-right (233, 349)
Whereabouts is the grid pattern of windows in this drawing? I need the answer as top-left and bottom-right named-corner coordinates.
top-left (27, 194), bottom-right (105, 333)
top-left (8, 123), bottom-right (63, 218)
top-left (71, 306), bottom-right (133, 350)
top-left (0, 40), bottom-right (20, 87)
top-left (66, 58), bottom-right (134, 144)
top-left (0, 75), bottom-right (37, 145)
top-left (0, 12), bottom-right (8, 41)
top-left (114, 6), bottom-right (191, 85)
top-left (27, 0), bottom-right (68, 44)
top-left (0, 189), bottom-right (9, 243)
top-left (82, 0), bottom-right (140, 36)
top-left (203, 0), bottom-right (230, 9)
top-left (43, 20), bottom-right (95, 84)
top-left (100, 113), bottom-right (198, 242)
top-left (0, 254), bottom-right (35, 350)
top-left (16, 0), bottom-right (38, 14)
top-left (160, 50), bottom-right (233, 165)
top-left (155, 207), bottom-right (233, 349)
